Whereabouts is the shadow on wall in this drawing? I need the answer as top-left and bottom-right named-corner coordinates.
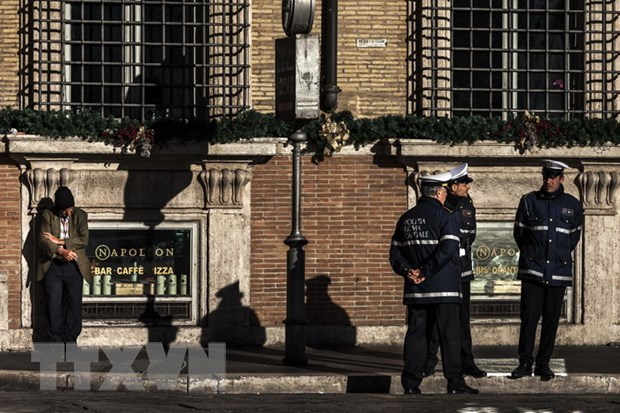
top-left (200, 281), bottom-right (266, 347)
top-left (139, 294), bottom-right (179, 353)
top-left (305, 275), bottom-right (356, 347)
top-left (24, 197), bottom-right (54, 343)
top-left (120, 163), bottom-right (194, 228)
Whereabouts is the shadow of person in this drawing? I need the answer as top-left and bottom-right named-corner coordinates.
top-left (120, 50), bottom-right (196, 228)
top-left (138, 294), bottom-right (178, 353)
top-left (200, 281), bottom-right (266, 347)
top-left (305, 275), bottom-right (356, 347)
top-left (23, 197), bottom-right (55, 343)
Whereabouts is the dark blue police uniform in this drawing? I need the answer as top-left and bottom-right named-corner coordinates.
top-left (513, 184), bottom-right (583, 370)
top-left (390, 196), bottom-right (466, 393)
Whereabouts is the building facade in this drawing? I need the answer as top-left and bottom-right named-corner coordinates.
top-left (0, 0), bottom-right (618, 349)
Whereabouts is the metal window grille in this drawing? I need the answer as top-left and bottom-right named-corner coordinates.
top-left (471, 299), bottom-right (567, 320)
top-left (83, 302), bottom-right (191, 320)
top-left (407, 0), bottom-right (620, 119)
top-left (22, 0), bottom-right (250, 121)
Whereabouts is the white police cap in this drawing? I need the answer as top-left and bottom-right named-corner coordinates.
top-left (448, 163), bottom-right (473, 184)
top-left (420, 171), bottom-right (452, 187)
top-left (541, 159), bottom-right (569, 170)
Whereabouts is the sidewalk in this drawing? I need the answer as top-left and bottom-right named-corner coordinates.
top-left (0, 344), bottom-right (617, 394)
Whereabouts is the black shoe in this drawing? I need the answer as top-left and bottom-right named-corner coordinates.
top-left (404, 388), bottom-right (421, 395)
top-left (448, 383), bottom-right (479, 394)
top-left (534, 364), bottom-right (555, 381)
top-left (510, 362), bottom-right (533, 379)
top-left (464, 365), bottom-right (487, 378)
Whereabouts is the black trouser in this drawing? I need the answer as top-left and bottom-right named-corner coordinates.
top-left (43, 261), bottom-right (83, 343)
top-left (517, 279), bottom-right (566, 366)
top-left (426, 281), bottom-right (475, 369)
top-left (402, 303), bottom-right (464, 391)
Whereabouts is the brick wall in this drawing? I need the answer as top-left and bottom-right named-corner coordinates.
top-left (251, 0), bottom-right (407, 117)
top-left (0, 0), bottom-right (19, 108)
top-left (0, 160), bottom-right (22, 328)
top-left (251, 154), bottom-right (407, 327)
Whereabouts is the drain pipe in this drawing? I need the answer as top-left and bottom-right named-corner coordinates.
top-left (321, 0), bottom-right (341, 113)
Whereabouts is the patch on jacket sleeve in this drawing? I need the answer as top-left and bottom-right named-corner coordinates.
top-left (562, 207), bottom-right (574, 217)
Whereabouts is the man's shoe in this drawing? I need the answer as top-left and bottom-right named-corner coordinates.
top-left (404, 388), bottom-right (421, 395)
top-left (464, 365), bottom-right (487, 378)
top-left (510, 362), bottom-right (533, 379)
top-left (534, 365), bottom-right (555, 381)
top-left (448, 383), bottom-right (479, 394)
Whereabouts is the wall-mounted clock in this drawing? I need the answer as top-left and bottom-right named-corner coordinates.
top-left (282, 0), bottom-right (316, 36)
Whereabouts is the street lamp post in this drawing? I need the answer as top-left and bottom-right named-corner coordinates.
top-left (283, 130), bottom-right (308, 366)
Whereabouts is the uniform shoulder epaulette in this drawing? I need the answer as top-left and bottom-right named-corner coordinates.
top-left (522, 191), bottom-right (537, 199)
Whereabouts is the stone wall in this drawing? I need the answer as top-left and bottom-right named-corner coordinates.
top-left (0, 137), bottom-right (618, 349)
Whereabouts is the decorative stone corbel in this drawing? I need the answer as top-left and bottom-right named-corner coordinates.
top-left (576, 171), bottom-right (619, 214)
top-left (198, 167), bottom-right (251, 209)
top-left (24, 168), bottom-right (73, 209)
top-left (408, 171), bottom-right (422, 199)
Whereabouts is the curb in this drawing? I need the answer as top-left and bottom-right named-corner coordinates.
top-left (0, 371), bottom-right (617, 394)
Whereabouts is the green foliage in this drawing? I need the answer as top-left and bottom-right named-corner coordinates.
top-left (1, 108), bottom-right (618, 154)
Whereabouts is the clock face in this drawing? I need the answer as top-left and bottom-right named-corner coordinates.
top-left (282, 0), bottom-right (315, 36)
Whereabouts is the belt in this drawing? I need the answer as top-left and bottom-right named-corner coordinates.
top-left (52, 258), bottom-right (70, 265)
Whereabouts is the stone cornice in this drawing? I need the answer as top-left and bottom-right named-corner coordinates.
top-left (3, 135), bottom-right (279, 161)
top-left (394, 139), bottom-right (620, 160)
top-left (5, 136), bottom-right (279, 211)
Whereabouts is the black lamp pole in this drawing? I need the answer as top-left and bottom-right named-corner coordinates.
top-left (283, 130), bottom-right (309, 366)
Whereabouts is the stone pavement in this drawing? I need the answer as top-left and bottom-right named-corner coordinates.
top-left (0, 344), bottom-right (617, 394)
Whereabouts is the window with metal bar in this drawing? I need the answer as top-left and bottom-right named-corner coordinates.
top-left (407, 0), bottom-right (619, 119)
top-left (452, 0), bottom-right (585, 119)
top-left (23, 0), bottom-right (250, 121)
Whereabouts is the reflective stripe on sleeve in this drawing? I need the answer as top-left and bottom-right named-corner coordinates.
top-left (392, 239), bottom-right (439, 246)
top-left (515, 222), bottom-right (548, 231)
top-left (404, 292), bottom-right (462, 299)
top-left (518, 268), bottom-right (544, 278)
top-left (461, 270), bottom-right (473, 278)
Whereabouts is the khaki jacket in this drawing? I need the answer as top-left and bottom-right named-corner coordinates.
top-left (37, 207), bottom-right (92, 283)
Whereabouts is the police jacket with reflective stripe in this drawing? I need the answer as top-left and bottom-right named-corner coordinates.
top-left (390, 196), bottom-right (462, 305)
top-left (513, 185), bottom-right (583, 287)
top-left (445, 193), bottom-right (476, 282)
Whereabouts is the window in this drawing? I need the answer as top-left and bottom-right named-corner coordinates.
top-left (83, 222), bottom-right (199, 324)
top-left (452, 0), bottom-right (584, 119)
top-left (406, 0), bottom-right (620, 119)
top-left (23, 0), bottom-right (250, 120)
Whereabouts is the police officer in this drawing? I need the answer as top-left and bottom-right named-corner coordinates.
top-left (390, 170), bottom-right (479, 395)
top-left (510, 160), bottom-right (583, 381)
top-left (425, 164), bottom-right (487, 378)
